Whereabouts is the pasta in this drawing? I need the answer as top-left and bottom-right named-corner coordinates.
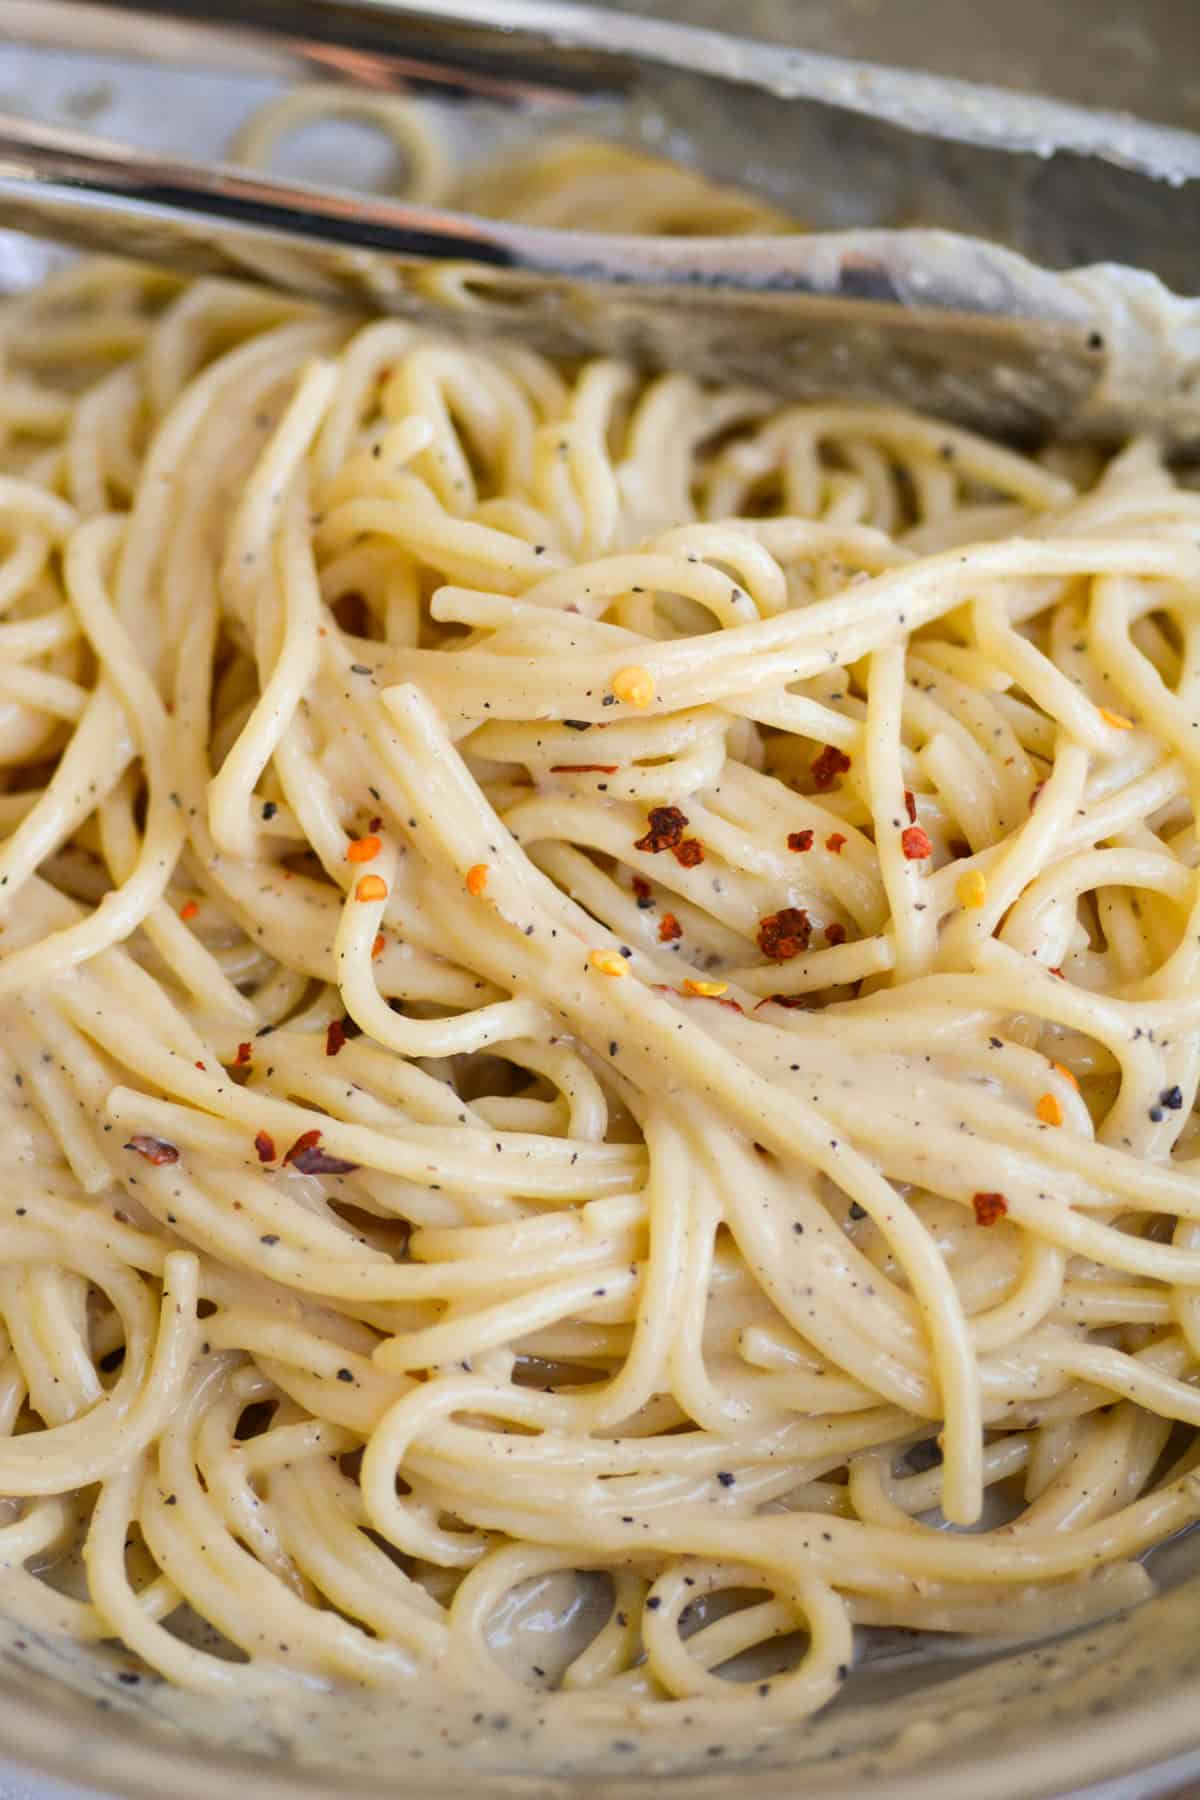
top-left (0, 99), bottom-right (1197, 1736)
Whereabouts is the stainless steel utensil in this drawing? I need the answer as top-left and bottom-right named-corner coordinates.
top-left (2, 0), bottom-right (1198, 442)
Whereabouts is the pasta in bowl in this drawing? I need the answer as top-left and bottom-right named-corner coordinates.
top-left (0, 83), bottom-right (1197, 1800)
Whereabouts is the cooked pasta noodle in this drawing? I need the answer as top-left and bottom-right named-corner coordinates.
top-left (0, 96), bottom-right (1196, 1733)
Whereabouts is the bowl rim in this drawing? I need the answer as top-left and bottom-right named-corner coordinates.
top-left (1, 1660), bottom-right (1199, 1800)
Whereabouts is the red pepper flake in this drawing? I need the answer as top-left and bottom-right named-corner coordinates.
top-left (282, 1128), bottom-right (359, 1176)
top-left (1048, 965), bottom-right (1065, 980)
top-left (755, 992), bottom-right (813, 1010)
top-left (904, 790), bottom-right (917, 824)
top-left (787, 830), bottom-right (814, 853)
top-left (124, 1134), bottom-right (179, 1166)
top-left (672, 838), bottom-right (704, 868)
top-left (811, 745), bottom-right (851, 790)
top-left (758, 907), bottom-right (813, 961)
top-left (972, 1191), bottom-right (1008, 1227)
top-left (825, 832), bottom-right (846, 855)
top-left (346, 834), bottom-right (382, 864)
top-left (254, 1130), bottom-right (276, 1163)
top-left (651, 982), bottom-right (743, 1014)
top-left (901, 826), bottom-right (932, 860)
top-left (1029, 780), bottom-right (1046, 812)
top-left (233, 1042), bottom-right (252, 1068)
top-left (825, 922), bottom-right (847, 945)
top-left (368, 816), bottom-right (383, 833)
top-left (326, 1018), bottom-right (347, 1057)
top-left (194, 1061), bottom-right (206, 1071)
top-left (292, 1144), bottom-right (360, 1176)
top-left (635, 806), bottom-right (688, 854)
top-left (1036, 1091), bottom-right (1064, 1127)
top-left (179, 899), bottom-right (199, 922)
top-left (371, 933), bottom-right (386, 960)
top-left (632, 875), bottom-right (654, 909)
top-left (550, 763), bottom-right (619, 775)
top-left (658, 912), bottom-right (682, 942)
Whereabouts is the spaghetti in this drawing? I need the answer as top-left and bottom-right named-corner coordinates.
top-left (0, 104), bottom-right (1196, 1729)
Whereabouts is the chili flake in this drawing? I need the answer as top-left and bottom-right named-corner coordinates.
top-left (787, 830), bottom-right (814, 853)
top-left (125, 1135), bottom-right (179, 1166)
top-left (956, 869), bottom-right (987, 909)
top-left (254, 1130), bottom-right (277, 1163)
top-left (325, 1019), bottom-right (348, 1057)
top-left (1036, 1092), bottom-right (1063, 1127)
top-left (179, 899), bottom-right (199, 922)
top-left (371, 933), bottom-right (386, 959)
top-left (758, 908), bottom-right (812, 961)
top-left (635, 806), bottom-right (688, 854)
top-left (233, 1041), bottom-right (252, 1067)
top-left (632, 875), bottom-right (653, 909)
top-left (283, 1129), bottom-right (359, 1175)
top-left (756, 992), bottom-right (812, 1009)
top-left (673, 838), bottom-right (704, 868)
top-left (811, 745), bottom-right (851, 790)
top-left (346, 834), bottom-right (382, 863)
top-left (900, 826), bottom-right (932, 860)
top-left (466, 863), bottom-right (489, 897)
top-left (904, 790), bottom-right (918, 824)
top-left (825, 922), bottom-right (847, 945)
top-left (825, 832), bottom-right (846, 855)
top-left (589, 949), bottom-right (628, 977)
top-left (611, 666), bottom-right (656, 708)
top-left (972, 1191), bottom-right (1008, 1226)
top-left (1029, 780), bottom-right (1046, 811)
top-left (658, 912), bottom-right (682, 942)
top-left (549, 763), bottom-right (619, 775)
top-left (355, 875), bottom-right (388, 903)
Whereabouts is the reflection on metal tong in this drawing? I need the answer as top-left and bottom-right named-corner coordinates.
top-left (2, 0), bottom-right (1199, 443)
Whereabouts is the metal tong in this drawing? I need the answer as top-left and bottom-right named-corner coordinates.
top-left (2, 0), bottom-right (1200, 443)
